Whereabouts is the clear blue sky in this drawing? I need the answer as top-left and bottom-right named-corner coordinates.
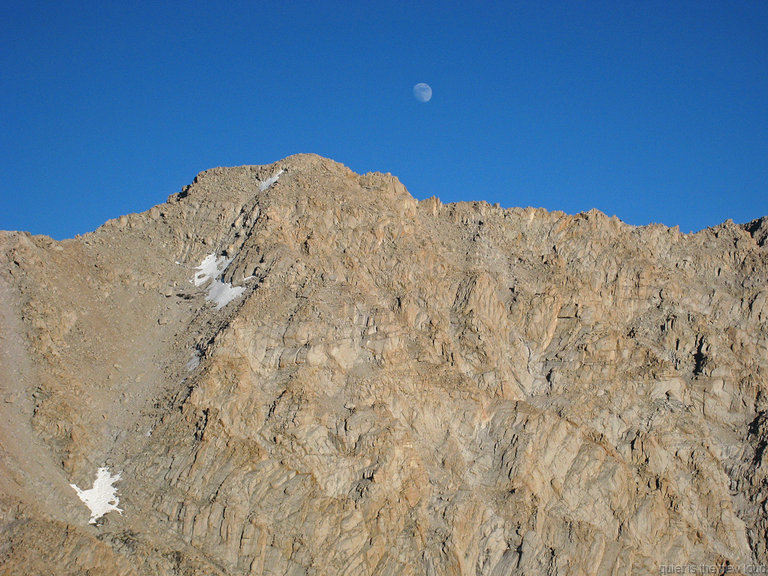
top-left (2, 1), bottom-right (766, 239)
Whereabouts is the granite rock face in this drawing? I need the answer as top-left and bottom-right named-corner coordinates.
top-left (1, 154), bottom-right (767, 575)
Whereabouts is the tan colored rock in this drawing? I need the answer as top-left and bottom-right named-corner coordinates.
top-left (1, 153), bottom-right (767, 575)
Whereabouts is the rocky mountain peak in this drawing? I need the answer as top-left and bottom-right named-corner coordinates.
top-left (1, 155), bottom-right (767, 575)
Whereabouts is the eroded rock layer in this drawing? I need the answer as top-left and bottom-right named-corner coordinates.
top-left (1, 154), bottom-right (767, 575)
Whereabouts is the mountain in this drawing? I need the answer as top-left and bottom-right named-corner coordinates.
top-left (1, 154), bottom-right (767, 575)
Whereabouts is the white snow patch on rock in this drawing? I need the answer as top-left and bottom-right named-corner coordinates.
top-left (71, 467), bottom-right (122, 524)
top-left (206, 278), bottom-right (246, 309)
top-left (193, 254), bottom-right (246, 309)
top-left (259, 169), bottom-right (284, 192)
top-left (186, 351), bottom-right (201, 371)
top-left (193, 254), bottom-right (226, 287)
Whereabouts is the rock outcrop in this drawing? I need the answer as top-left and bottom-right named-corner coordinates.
top-left (1, 154), bottom-right (767, 575)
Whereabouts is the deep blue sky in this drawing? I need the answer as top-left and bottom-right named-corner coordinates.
top-left (2, 1), bottom-right (767, 239)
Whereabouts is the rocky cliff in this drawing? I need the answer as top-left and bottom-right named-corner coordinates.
top-left (1, 154), bottom-right (767, 575)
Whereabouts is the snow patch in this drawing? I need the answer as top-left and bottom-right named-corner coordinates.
top-left (193, 254), bottom-right (246, 309)
top-left (186, 351), bottom-right (201, 371)
top-left (71, 467), bottom-right (122, 524)
top-left (259, 169), bottom-right (284, 192)
top-left (193, 254), bottom-right (226, 287)
top-left (206, 278), bottom-right (246, 309)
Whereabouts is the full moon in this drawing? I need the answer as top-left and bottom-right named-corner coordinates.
top-left (413, 83), bottom-right (432, 103)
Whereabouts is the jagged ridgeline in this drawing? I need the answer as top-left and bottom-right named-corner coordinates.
top-left (1, 154), bottom-right (767, 575)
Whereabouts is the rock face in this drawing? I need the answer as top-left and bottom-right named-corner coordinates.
top-left (1, 154), bottom-right (767, 575)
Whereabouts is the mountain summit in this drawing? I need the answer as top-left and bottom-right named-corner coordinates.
top-left (1, 154), bottom-right (767, 574)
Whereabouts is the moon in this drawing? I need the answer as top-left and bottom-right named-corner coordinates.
top-left (413, 83), bottom-right (432, 103)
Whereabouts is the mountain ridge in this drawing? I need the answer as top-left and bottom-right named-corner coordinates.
top-left (1, 154), bottom-right (767, 575)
